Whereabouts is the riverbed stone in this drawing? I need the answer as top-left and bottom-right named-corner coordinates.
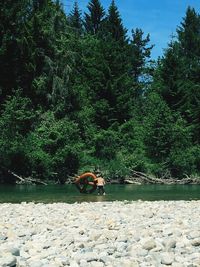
top-left (0, 254), bottom-right (17, 267)
top-left (163, 238), bottom-right (176, 251)
top-left (28, 261), bottom-right (43, 267)
top-left (16, 259), bottom-right (27, 267)
top-left (191, 238), bottom-right (200, 246)
top-left (69, 260), bottom-right (80, 267)
top-left (161, 252), bottom-right (174, 265)
top-left (171, 263), bottom-right (184, 267)
top-left (0, 201), bottom-right (200, 266)
top-left (142, 239), bottom-right (157, 250)
top-left (6, 246), bottom-right (20, 256)
top-left (187, 231), bottom-right (200, 240)
top-left (90, 261), bottom-right (104, 267)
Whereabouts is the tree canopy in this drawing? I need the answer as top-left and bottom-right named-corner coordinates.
top-left (0, 0), bottom-right (200, 183)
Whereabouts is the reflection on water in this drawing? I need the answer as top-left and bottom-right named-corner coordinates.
top-left (0, 184), bottom-right (200, 203)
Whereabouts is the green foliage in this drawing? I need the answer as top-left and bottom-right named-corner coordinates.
top-left (94, 129), bottom-right (119, 160)
top-left (104, 0), bottom-right (127, 42)
top-left (68, 1), bottom-right (82, 33)
top-left (25, 112), bottom-right (82, 181)
top-left (154, 6), bottom-right (200, 145)
top-left (177, 7), bottom-right (200, 58)
top-left (143, 93), bottom-right (174, 160)
top-left (0, 92), bottom-right (36, 177)
top-left (0, 0), bottom-right (29, 102)
top-left (130, 28), bottom-right (154, 96)
top-left (84, 0), bottom-right (105, 35)
top-left (169, 146), bottom-right (200, 177)
top-left (168, 116), bottom-right (199, 177)
top-left (1, 0), bottom-right (200, 182)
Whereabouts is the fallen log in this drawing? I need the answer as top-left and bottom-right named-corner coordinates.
top-left (8, 170), bottom-right (47, 185)
top-left (130, 170), bottom-right (165, 184)
top-left (126, 170), bottom-right (200, 185)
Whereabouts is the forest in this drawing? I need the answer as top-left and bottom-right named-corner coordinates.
top-left (0, 0), bottom-right (200, 184)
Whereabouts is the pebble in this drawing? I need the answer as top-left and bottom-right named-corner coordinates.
top-left (0, 201), bottom-right (200, 266)
top-left (161, 252), bottom-right (174, 265)
top-left (191, 238), bottom-right (200, 247)
top-left (0, 254), bottom-right (17, 267)
top-left (142, 239), bottom-right (157, 250)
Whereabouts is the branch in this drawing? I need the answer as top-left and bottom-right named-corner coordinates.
top-left (8, 170), bottom-right (47, 185)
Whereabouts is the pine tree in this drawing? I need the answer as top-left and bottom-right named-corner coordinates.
top-left (154, 40), bottom-right (181, 107)
top-left (68, 1), bottom-right (82, 33)
top-left (29, 0), bottom-right (78, 114)
top-left (130, 28), bottom-right (153, 83)
top-left (0, 0), bottom-right (28, 104)
top-left (177, 6), bottom-right (200, 58)
top-left (84, 0), bottom-right (105, 35)
top-left (104, 0), bottom-right (127, 42)
top-left (177, 7), bottom-right (200, 135)
top-left (153, 6), bottom-right (200, 143)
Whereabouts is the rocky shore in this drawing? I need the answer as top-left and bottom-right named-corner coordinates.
top-left (0, 201), bottom-right (200, 267)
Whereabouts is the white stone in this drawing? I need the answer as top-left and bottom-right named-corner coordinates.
top-left (191, 238), bottom-right (200, 247)
top-left (90, 262), bottom-right (104, 267)
top-left (0, 254), bottom-right (17, 267)
top-left (29, 261), bottom-right (43, 267)
top-left (142, 239), bottom-right (157, 250)
top-left (69, 260), bottom-right (79, 267)
top-left (1, 201), bottom-right (200, 267)
top-left (164, 238), bottom-right (177, 251)
top-left (172, 264), bottom-right (184, 267)
top-left (161, 252), bottom-right (174, 265)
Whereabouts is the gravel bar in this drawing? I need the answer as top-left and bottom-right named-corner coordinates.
top-left (0, 201), bottom-right (200, 267)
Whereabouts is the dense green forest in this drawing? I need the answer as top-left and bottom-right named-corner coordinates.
top-left (0, 0), bottom-right (200, 183)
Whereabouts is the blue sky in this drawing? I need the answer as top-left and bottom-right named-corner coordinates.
top-left (62, 0), bottom-right (200, 59)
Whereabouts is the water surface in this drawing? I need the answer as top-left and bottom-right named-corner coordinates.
top-left (0, 184), bottom-right (200, 203)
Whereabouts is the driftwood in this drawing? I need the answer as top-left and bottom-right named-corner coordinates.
top-left (124, 170), bottom-right (200, 185)
top-left (8, 170), bottom-right (47, 185)
top-left (4, 169), bottom-right (200, 185)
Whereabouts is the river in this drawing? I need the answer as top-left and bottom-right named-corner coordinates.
top-left (0, 184), bottom-right (200, 203)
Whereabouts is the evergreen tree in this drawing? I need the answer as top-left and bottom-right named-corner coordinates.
top-left (154, 7), bottom-right (200, 142)
top-left (84, 0), bottom-right (105, 35)
top-left (129, 28), bottom-right (154, 99)
top-left (0, 0), bottom-right (29, 104)
top-left (177, 6), bottom-right (200, 58)
top-left (68, 1), bottom-right (82, 33)
top-left (2, 0), bottom-right (200, 180)
top-left (130, 28), bottom-right (153, 83)
top-left (91, 1), bottom-right (134, 125)
top-left (104, 0), bottom-right (127, 42)
top-left (28, 0), bottom-right (78, 115)
top-left (155, 41), bottom-right (181, 107)
top-left (100, 39), bottom-right (133, 124)
top-left (177, 7), bottom-right (200, 134)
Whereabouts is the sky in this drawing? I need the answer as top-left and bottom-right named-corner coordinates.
top-left (62, 0), bottom-right (200, 59)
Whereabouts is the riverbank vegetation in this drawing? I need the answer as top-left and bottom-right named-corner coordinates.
top-left (0, 0), bottom-right (200, 183)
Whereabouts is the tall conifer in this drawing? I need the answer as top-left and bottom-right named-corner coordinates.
top-left (68, 1), bottom-right (82, 32)
top-left (0, 0), bottom-right (28, 103)
top-left (84, 0), bottom-right (105, 35)
top-left (105, 0), bottom-right (127, 42)
top-left (130, 28), bottom-right (153, 82)
top-left (154, 6), bottom-right (200, 143)
top-left (130, 28), bottom-right (154, 97)
top-left (177, 7), bottom-right (200, 58)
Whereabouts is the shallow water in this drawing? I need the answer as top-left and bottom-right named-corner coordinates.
top-left (0, 184), bottom-right (200, 203)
